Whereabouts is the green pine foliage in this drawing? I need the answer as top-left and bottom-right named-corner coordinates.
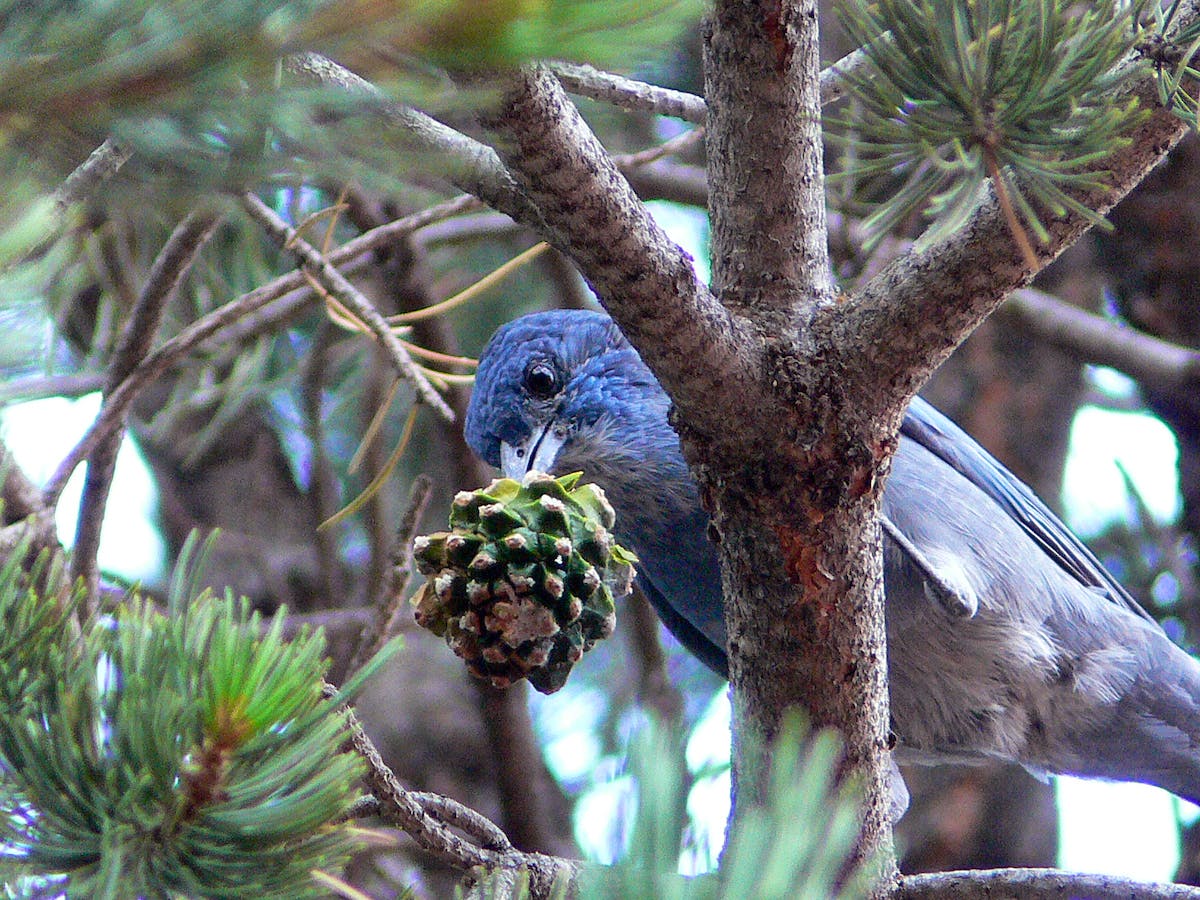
top-left (0, 542), bottom-right (396, 899)
top-left (578, 714), bottom-right (876, 900)
top-left (832, 0), bottom-right (1146, 251)
top-left (1147, 0), bottom-right (1200, 125)
top-left (393, 0), bottom-right (704, 70)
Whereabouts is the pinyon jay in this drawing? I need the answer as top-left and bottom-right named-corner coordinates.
top-left (464, 308), bottom-right (1200, 808)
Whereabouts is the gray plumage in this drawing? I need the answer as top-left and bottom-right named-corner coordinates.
top-left (464, 308), bottom-right (1200, 808)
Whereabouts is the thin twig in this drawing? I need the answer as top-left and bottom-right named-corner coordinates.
top-left (346, 475), bottom-right (433, 679)
top-left (549, 61), bottom-right (707, 123)
top-left (275, 607), bottom-right (375, 641)
top-left (337, 693), bottom-right (495, 868)
top-left (54, 139), bottom-right (131, 215)
top-left (624, 584), bottom-right (685, 725)
top-left (361, 347), bottom-right (397, 603)
top-left (624, 159), bottom-right (708, 208)
top-left (549, 45), bottom-right (870, 120)
top-left (284, 52), bottom-right (547, 233)
top-left (301, 321), bottom-right (345, 603)
top-left (67, 210), bottom-right (220, 607)
top-left (333, 687), bottom-right (579, 897)
top-left (407, 792), bottom-right (514, 853)
top-left (611, 126), bottom-right (705, 171)
top-left (8, 138), bottom-right (132, 274)
top-left (0, 373), bottom-right (106, 404)
top-left (241, 193), bottom-right (454, 421)
top-left (37, 197), bottom-right (480, 509)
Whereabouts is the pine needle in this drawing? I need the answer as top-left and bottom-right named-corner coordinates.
top-left (348, 378), bottom-right (402, 476)
top-left (388, 241), bottom-right (550, 325)
top-left (319, 402), bottom-right (420, 533)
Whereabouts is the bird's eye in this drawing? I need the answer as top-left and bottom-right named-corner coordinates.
top-left (523, 361), bottom-right (560, 399)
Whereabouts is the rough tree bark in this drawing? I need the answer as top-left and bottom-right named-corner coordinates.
top-left (461, 0), bottom-right (1199, 885)
top-left (701, 0), bottom-right (895, 866)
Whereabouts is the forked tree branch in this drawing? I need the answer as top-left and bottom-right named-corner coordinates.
top-left (481, 63), bottom-right (756, 441)
top-left (841, 8), bottom-right (1200, 417)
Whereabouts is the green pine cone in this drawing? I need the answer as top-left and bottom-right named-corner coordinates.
top-left (412, 472), bottom-right (636, 694)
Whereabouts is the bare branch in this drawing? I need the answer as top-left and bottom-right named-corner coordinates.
top-left (0, 373), bottom-right (106, 404)
top-left (54, 139), bottom-right (131, 215)
top-left (300, 321), bottom-right (346, 604)
top-left (275, 607), bottom-right (375, 641)
top-left (549, 46), bottom-right (869, 120)
top-left (8, 138), bottom-right (132, 273)
top-left (407, 791), bottom-right (514, 853)
top-left (625, 159), bottom-right (707, 208)
top-left (346, 474), bottom-right (433, 678)
top-left (896, 867), bottom-right (1200, 899)
top-left (67, 209), bottom-right (219, 606)
top-left (198, 194), bottom-right (487, 351)
top-left (624, 584), bottom-right (685, 724)
top-left (549, 61), bottom-right (706, 123)
top-left (283, 53), bottom-right (547, 232)
top-left (240, 192), bottom-right (454, 421)
top-left (819, 46), bottom-right (871, 107)
top-left (1000, 288), bottom-right (1200, 393)
top-left (335, 691), bottom-right (577, 898)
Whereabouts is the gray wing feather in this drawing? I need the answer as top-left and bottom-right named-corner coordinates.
top-left (902, 396), bottom-right (1156, 625)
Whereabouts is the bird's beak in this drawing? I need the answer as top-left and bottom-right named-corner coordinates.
top-left (500, 422), bottom-right (566, 479)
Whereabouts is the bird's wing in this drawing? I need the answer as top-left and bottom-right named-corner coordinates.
top-left (901, 396), bottom-right (1156, 624)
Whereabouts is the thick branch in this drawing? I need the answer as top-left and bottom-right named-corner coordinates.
top-left (896, 868), bottom-right (1200, 899)
top-left (706, 2), bottom-right (835, 315)
top-left (703, 0), bottom-right (894, 879)
top-left (482, 63), bottom-right (755, 441)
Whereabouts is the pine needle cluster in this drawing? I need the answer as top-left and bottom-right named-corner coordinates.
top-left (0, 544), bottom-right (393, 899)
top-left (832, 0), bottom-right (1146, 262)
top-left (576, 714), bottom-right (876, 900)
top-left (1146, 0), bottom-right (1200, 125)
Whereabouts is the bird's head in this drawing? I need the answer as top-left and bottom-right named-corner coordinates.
top-left (465, 309), bottom-right (672, 481)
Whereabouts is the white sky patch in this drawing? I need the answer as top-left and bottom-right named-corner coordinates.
top-left (646, 200), bottom-right (711, 285)
top-left (1062, 406), bottom-right (1180, 537)
top-left (1, 394), bottom-right (163, 582)
top-left (1056, 777), bottom-right (1195, 880)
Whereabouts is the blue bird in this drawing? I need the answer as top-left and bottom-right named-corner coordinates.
top-left (464, 308), bottom-right (1200, 808)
